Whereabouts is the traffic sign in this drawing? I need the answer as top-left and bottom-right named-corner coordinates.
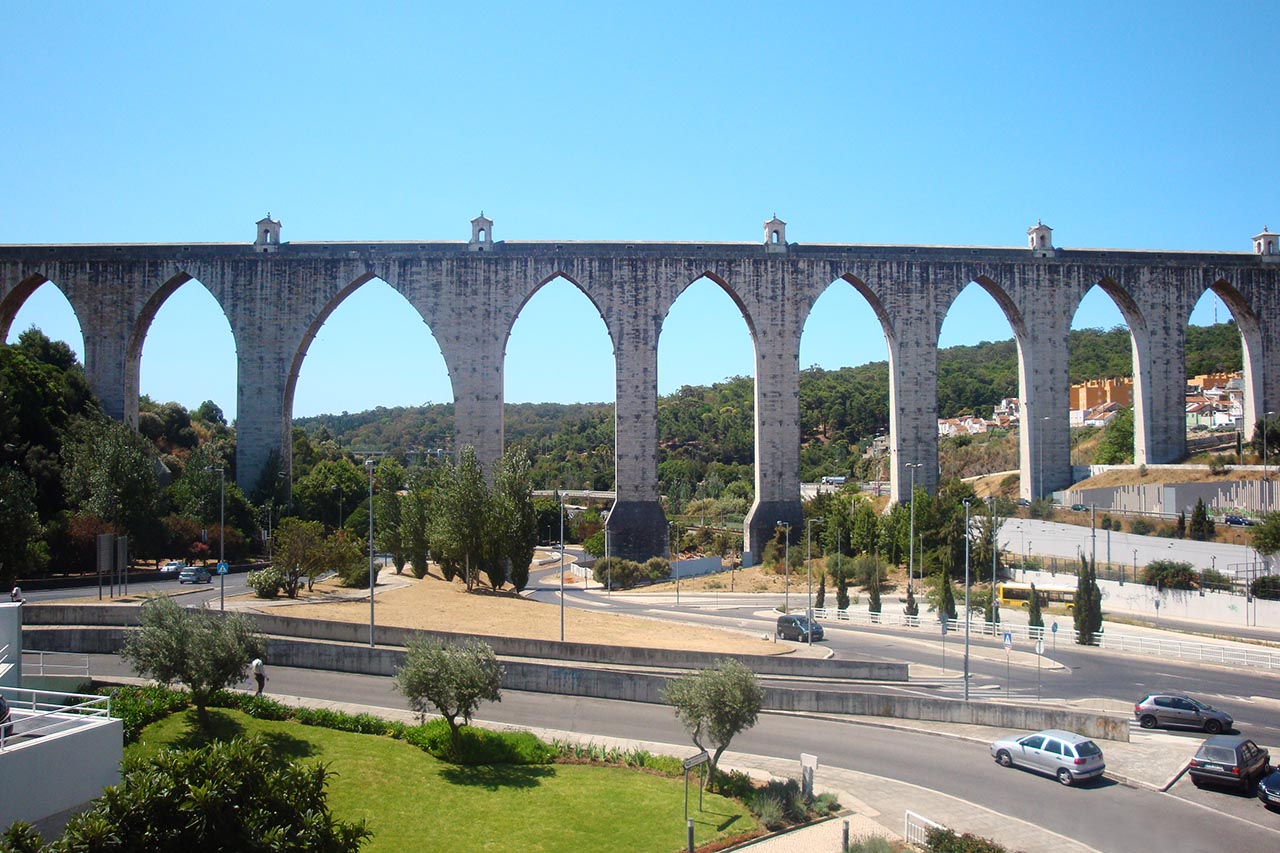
top-left (682, 750), bottom-right (710, 770)
top-left (940, 618), bottom-right (949, 636)
top-left (1051, 621), bottom-right (1059, 634)
top-left (216, 562), bottom-right (229, 575)
top-left (1035, 639), bottom-right (1045, 656)
top-left (1003, 632), bottom-right (1013, 651)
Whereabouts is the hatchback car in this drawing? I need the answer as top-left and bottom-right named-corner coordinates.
top-left (990, 729), bottom-right (1106, 786)
top-left (178, 566), bottom-right (212, 584)
top-left (1188, 735), bottom-right (1270, 791)
top-left (159, 560), bottom-right (186, 576)
top-left (776, 614), bottom-right (824, 642)
top-left (1257, 767), bottom-right (1280, 808)
top-left (1134, 693), bottom-right (1233, 734)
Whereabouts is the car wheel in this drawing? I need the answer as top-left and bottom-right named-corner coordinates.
top-left (996, 750), bottom-right (1013, 768)
top-left (1139, 715), bottom-right (1158, 729)
top-left (1056, 768), bottom-right (1074, 786)
top-left (1203, 719), bottom-right (1223, 735)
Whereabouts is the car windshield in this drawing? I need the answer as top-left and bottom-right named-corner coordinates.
top-left (1075, 741), bottom-right (1102, 758)
top-left (1187, 697), bottom-right (1211, 710)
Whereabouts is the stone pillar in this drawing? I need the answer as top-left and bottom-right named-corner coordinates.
top-left (888, 313), bottom-right (939, 502)
top-left (447, 338), bottom-right (505, 474)
top-left (607, 300), bottom-right (668, 562)
top-left (743, 299), bottom-right (803, 564)
top-left (1019, 314), bottom-right (1072, 500)
top-left (235, 339), bottom-right (291, 494)
top-left (1132, 301), bottom-right (1187, 465)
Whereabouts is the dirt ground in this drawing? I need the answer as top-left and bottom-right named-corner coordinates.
top-left (255, 564), bottom-right (789, 656)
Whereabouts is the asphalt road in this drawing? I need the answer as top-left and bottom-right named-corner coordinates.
top-left (85, 654), bottom-right (1280, 852)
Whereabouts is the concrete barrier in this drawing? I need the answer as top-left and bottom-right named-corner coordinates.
top-left (22, 605), bottom-right (908, 681)
top-left (23, 628), bottom-right (1127, 741)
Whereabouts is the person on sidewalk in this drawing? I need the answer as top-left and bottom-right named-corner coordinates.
top-left (9, 586), bottom-right (22, 603)
top-left (251, 658), bottom-right (267, 696)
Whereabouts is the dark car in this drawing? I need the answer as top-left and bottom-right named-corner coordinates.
top-left (1224, 515), bottom-right (1249, 526)
top-left (1134, 693), bottom-right (1233, 734)
top-left (1188, 735), bottom-right (1270, 791)
top-left (1259, 767), bottom-right (1280, 809)
top-left (776, 614), bottom-right (824, 642)
top-left (1070, 504), bottom-right (1088, 512)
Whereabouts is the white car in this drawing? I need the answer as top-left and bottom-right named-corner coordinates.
top-left (159, 561), bottom-right (186, 576)
top-left (990, 729), bottom-right (1106, 786)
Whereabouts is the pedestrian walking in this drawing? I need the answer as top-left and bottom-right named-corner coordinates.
top-left (251, 657), bottom-right (266, 696)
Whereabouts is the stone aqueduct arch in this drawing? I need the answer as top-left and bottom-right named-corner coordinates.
top-left (2, 218), bottom-right (1279, 563)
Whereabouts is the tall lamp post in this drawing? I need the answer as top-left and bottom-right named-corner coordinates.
top-left (806, 517), bottom-right (824, 644)
top-left (559, 492), bottom-right (566, 642)
top-left (778, 521), bottom-right (792, 612)
top-left (366, 459), bottom-right (376, 648)
top-left (963, 498), bottom-right (972, 701)
top-left (206, 467), bottom-right (225, 611)
top-left (907, 463), bottom-right (922, 593)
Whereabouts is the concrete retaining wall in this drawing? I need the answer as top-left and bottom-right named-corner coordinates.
top-left (23, 628), bottom-right (1128, 741)
top-left (21, 605), bottom-right (908, 681)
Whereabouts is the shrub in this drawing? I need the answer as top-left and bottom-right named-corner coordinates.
top-left (812, 791), bottom-right (840, 816)
top-left (246, 566), bottom-right (284, 598)
top-left (1143, 559), bottom-right (1197, 590)
top-left (925, 827), bottom-right (1010, 853)
top-left (750, 794), bottom-right (784, 830)
top-left (643, 557), bottom-right (672, 581)
top-left (851, 554), bottom-right (884, 590)
top-left (98, 684), bottom-right (190, 744)
top-left (405, 718), bottom-right (555, 765)
top-left (593, 557), bottom-right (642, 589)
top-left (1208, 455), bottom-right (1230, 474)
top-left (1201, 568), bottom-right (1233, 591)
top-left (1251, 574), bottom-right (1280, 601)
top-left (712, 769), bottom-right (756, 800)
top-left (845, 837), bottom-right (897, 853)
top-left (1129, 518), bottom-right (1153, 536)
top-left (1099, 515), bottom-right (1113, 531)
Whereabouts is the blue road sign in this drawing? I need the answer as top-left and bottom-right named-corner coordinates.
top-left (1003, 632), bottom-right (1013, 650)
top-left (216, 562), bottom-right (229, 575)
top-left (1051, 621), bottom-right (1059, 634)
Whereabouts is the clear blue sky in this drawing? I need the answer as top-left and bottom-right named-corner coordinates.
top-left (4, 2), bottom-right (1272, 419)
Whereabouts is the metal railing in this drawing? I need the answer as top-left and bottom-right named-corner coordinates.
top-left (809, 606), bottom-right (1280, 670)
top-left (0, 685), bottom-right (112, 751)
top-left (903, 810), bottom-right (946, 847)
top-left (22, 651), bottom-right (91, 679)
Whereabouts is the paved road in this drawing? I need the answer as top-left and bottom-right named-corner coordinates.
top-left (85, 654), bottom-right (1280, 851)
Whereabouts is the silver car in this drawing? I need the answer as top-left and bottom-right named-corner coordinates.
top-left (990, 729), bottom-right (1106, 786)
top-left (1134, 693), bottom-right (1232, 734)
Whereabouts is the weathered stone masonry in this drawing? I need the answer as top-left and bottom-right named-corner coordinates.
top-left (2, 221), bottom-right (1277, 563)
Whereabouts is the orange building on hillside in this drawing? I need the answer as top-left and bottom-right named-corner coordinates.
top-left (1070, 378), bottom-right (1133, 410)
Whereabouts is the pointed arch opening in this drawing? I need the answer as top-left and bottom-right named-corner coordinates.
top-left (132, 276), bottom-right (237, 425)
top-left (936, 279), bottom-right (1024, 483)
top-left (1067, 282), bottom-right (1145, 465)
top-left (3, 277), bottom-right (85, 360)
top-left (503, 273), bottom-right (615, 490)
top-left (657, 274), bottom-right (757, 520)
top-left (1186, 281), bottom-right (1261, 451)
top-left (797, 276), bottom-right (893, 487)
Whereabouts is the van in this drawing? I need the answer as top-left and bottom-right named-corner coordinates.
top-left (820, 476), bottom-right (847, 486)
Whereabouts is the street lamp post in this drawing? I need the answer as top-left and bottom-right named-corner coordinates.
top-left (907, 463), bottom-right (922, 593)
top-left (559, 493), bottom-right (566, 642)
top-left (1132, 549), bottom-right (1137, 588)
top-left (778, 521), bottom-right (792, 612)
top-left (206, 467), bottom-right (225, 611)
top-left (806, 517), bottom-right (824, 645)
top-left (963, 499), bottom-right (972, 702)
top-left (366, 459), bottom-right (376, 648)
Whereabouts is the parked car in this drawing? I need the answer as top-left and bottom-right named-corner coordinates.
top-left (990, 729), bottom-right (1106, 786)
top-left (159, 561), bottom-right (186, 576)
top-left (1070, 504), bottom-right (1088, 512)
top-left (1134, 693), bottom-right (1233, 734)
top-left (1258, 766), bottom-right (1280, 808)
top-left (775, 614), bottom-right (824, 642)
top-left (1188, 735), bottom-right (1270, 791)
top-left (178, 566), bottom-right (212, 584)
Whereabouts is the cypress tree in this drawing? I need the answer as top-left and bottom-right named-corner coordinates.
top-left (939, 577), bottom-right (957, 621)
top-left (1175, 512), bottom-right (1186, 539)
top-left (905, 584), bottom-right (919, 617)
top-left (836, 575), bottom-right (850, 611)
top-left (1074, 558), bottom-right (1092, 644)
top-left (868, 577), bottom-right (882, 614)
top-left (815, 574), bottom-right (827, 610)
top-left (1027, 582), bottom-right (1044, 629)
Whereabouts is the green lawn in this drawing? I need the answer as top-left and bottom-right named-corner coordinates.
top-left (129, 709), bottom-right (758, 852)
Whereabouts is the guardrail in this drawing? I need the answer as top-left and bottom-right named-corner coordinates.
top-left (0, 685), bottom-right (112, 751)
top-left (903, 809), bottom-right (946, 847)
top-left (809, 606), bottom-right (1280, 670)
top-left (22, 651), bottom-right (91, 678)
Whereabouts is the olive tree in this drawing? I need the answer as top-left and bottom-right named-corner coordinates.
top-left (121, 595), bottom-right (262, 722)
top-left (663, 658), bottom-right (764, 787)
top-left (393, 636), bottom-right (503, 754)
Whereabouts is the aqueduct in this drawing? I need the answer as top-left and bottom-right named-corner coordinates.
top-left (3, 215), bottom-right (1278, 562)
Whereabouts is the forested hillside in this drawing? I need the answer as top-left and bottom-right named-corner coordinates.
top-left (296, 322), bottom-right (1244, 495)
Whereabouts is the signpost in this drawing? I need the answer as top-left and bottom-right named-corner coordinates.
top-left (1003, 632), bottom-right (1013, 695)
top-left (217, 561), bottom-right (229, 610)
top-left (1035, 639), bottom-right (1045, 702)
top-left (682, 750), bottom-right (709, 831)
top-left (940, 616), bottom-right (949, 674)
top-left (1051, 620), bottom-right (1059, 652)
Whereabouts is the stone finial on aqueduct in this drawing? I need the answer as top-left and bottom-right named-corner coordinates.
top-left (764, 214), bottom-right (787, 253)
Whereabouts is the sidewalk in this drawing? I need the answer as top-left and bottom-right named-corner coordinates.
top-left (266, 691), bottom-right (1196, 853)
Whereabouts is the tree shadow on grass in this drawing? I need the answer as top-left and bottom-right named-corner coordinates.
top-left (438, 763), bottom-right (557, 791)
top-left (170, 708), bottom-right (315, 759)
